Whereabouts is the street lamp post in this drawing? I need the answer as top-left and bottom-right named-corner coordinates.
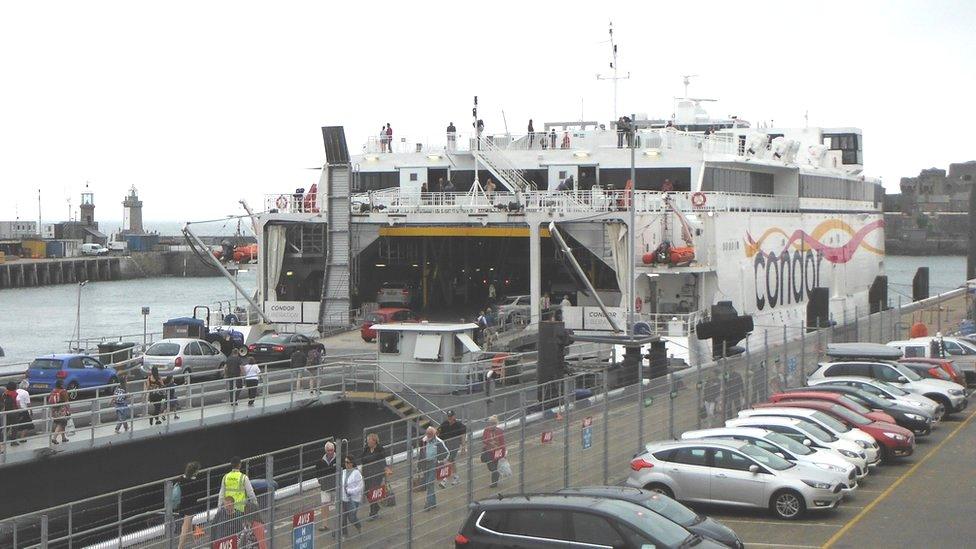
top-left (142, 306), bottom-right (151, 352)
top-left (75, 280), bottom-right (88, 351)
top-left (628, 115), bottom-right (637, 334)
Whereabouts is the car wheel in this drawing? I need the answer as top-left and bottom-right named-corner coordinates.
top-left (770, 489), bottom-right (805, 520)
top-left (238, 347), bottom-right (248, 357)
top-left (66, 381), bottom-right (80, 401)
top-left (643, 483), bottom-right (674, 499)
top-left (925, 394), bottom-right (953, 416)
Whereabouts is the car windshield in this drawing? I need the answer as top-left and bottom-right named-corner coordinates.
top-left (501, 296), bottom-right (526, 306)
top-left (837, 395), bottom-right (872, 415)
top-left (739, 443), bottom-right (794, 470)
top-left (795, 419), bottom-right (838, 442)
top-left (258, 334), bottom-right (292, 344)
top-left (811, 411), bottom-right (850, 432)
top-left (30, 358), bottom-right (62, 370)
top-left (830, 404), bottom-right (871, 425)
top-left (894, 364), bottom-right (923, 381)
top-left (599, 499), bottom-right (691, 547)
top-left (850, 389), bottom-right (889, 408)
top-left (878, 381), bottom-right (910, 396)
top-left (765, 432), bottom-right (813, 455)
top-left (146, 343), bottom-right (181, 356)
top-left (365, 313), bottom-right (384, 323)
top-left (636, 492), bottom-right (699, 525)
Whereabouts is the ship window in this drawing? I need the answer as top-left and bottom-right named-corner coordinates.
top-left (413, 333), bottom-right (442, 361)
top-left (379, 331), bottom-right (400, 354)
top-left (409, 173), bottom-right (418, 182)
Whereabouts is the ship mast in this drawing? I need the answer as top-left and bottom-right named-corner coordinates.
top-left (596, 22), bottom-right (630, 120)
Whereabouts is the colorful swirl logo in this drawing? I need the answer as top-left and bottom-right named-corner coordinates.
top-left (745, 219), bottom-right (884, 264)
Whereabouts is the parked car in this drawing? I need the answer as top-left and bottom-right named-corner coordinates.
top-left (724, 416), bottom-right (869, 478)
top-left (737, 407), bottom-right (881, 466)
top-left (376, 282), bottom-right (412, 307)
top-left (360, 307), bottom-right (418, 342)
top-left (140, 338), bottom-right (226, 382)
top-left (785, 384), bottom-right (936, 435)
top-left (807, 376), bottom-right (944, 420)
top-left (680, 427), bottom-right (858, 493)
top-left (247, 333), bottom-right (324, 366)
top-left (768, 391), bottom-right (897, 424)
top-left (496, 295), bottom-right (531, 325)
top-left (899, 357), bottom-right (966, 386)
top-left (898, 359), bottom-right (956, 385)
top-left (454, 493), bottom-right (725, 549)
top-left (627, 439), bottom-right (845, 520)
top-left (887, 336), bottom-right (976, 384)
top-left (807, 359), bottom-right (968, 414)
top-left (753, 400), bottom-right (915, 461)
top-left (26, 354), bottom-right (118, 400)
top-left (555, 486), bottom-right (743, 549)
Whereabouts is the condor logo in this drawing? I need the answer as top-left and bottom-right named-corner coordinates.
top-left (754, 249), bottom-right (823, 310)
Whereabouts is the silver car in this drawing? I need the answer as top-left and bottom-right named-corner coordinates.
top-left (807, 376), bottom-right (943, 420)
top-left (808, 361), bottom-right (967, 414)
top-left (141, 338), bottom-right (226, 382)
top-left (680, 427), bottom-right (858, 495)
top-left (737, 407), bottom-right (882, 467)
top-left (627, 439), bottom-right (844, 519)
top-left (496, 295), bottom-right (531, 324)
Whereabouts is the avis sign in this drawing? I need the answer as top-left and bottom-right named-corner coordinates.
top-left (212, 536), bottom-right (238, 549)
top-left (293, 510), bottom-right (315, 549)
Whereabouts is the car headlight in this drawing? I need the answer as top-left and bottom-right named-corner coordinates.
top-left (855, 440), bottom-right (870, 449)
top-left (948, 389), bottom-right (964, 396)
top-left (907, 400), bottom-right (926, 408)
top-left (883, 432), bottom-right (907, 441)
top-left (813, 462), bottom-right (845, 473)
top-left (904, 413), bottom-right (925, 421)
top-left (802, 480), bottom-right (832, 490)
top-left (838, 449), bottom-right (859, 458)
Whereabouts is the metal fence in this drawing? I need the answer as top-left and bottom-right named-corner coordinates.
top-left (3, 286), bottom-right (972, 548)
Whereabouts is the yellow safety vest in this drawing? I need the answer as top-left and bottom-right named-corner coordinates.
top-left (223, 470), bottom-right (247, 512)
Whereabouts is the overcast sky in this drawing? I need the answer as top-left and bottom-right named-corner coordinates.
top-left (1, 1), bottom-right (974, 225)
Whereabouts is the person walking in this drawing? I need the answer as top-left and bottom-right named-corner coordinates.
top-left (385, 123), bottom-right (393, 153)
top-left (419, 426), bottom-right (448, 511)
top-left (113, 375), bottom-right (131, 433)
top-left (549, 128), bottom-right (557, 149)
top-left (243, 357), bottom-right (261, 406)
top-left (340, 455), bottom-right (364, 537)
top-left (616, 116), bottom-right (626, 148)
top-left (360, 433), bottom-right (391, 520)
top-left (527, 119), bottom-right (535, 148)
top-left (47, 380), bottom-right (70, 444)
top-left (315, 441), bottom-right (338, 532)
top-left (481, 415), bottom-right (506, 488)
top-left (175, 461), bottom-right (207, 549)
top-left (446, 121), bottom-right (457, 151)
top-left (3, 382), bottom-right (26, 446)
top-left (224, 348), bottom-right (242, 405)
top-left (304, 346), bottom-right (322, 393)
top-left (147, 366), bottom-right (165, 425)
top-left (163, 375), bottom-right (180, 421)
top-left (208, 496), bottom-right (244, 542)
top-left (437, 410), bottom-right (466, 487)
top-left (218, 456), bottom-right (257, 514)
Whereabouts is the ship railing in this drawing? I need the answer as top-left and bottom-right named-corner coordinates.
top-left (263, 191), bottom-right (322, 214)
top-left (354, 189), bottom-right (519, 214)
top-left (633, 311), bottom-right (702, 337)
top-left (0, 358), bottom-right (356, 465)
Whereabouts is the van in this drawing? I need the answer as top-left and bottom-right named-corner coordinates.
top-left (80, 243), bottom-right (109, 256)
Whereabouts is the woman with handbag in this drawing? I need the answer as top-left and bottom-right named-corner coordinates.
top-left (360, 433), bottom-right (392, 520)
top-left (147, 366), bottom-right (165, 425)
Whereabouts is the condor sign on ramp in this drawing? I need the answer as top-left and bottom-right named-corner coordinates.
top-left (265, 301), bottom-right (321, 324)
top-left (563, 306), bottom-right (626, 331)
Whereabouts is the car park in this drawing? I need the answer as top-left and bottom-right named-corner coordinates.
top-left (724, 416), bottom-right (869, 478)
top-left (753, 400), bottom-right (915, 461)
top-left (360, 307), bottom-right (418, 342)
top-left (555, 486), bottom-right (743, 548)
top-left (738, 407), bottom-right (881, 466)
top-left (807, 376), bottom-right (943, 419)
top-left (140, 338), bottom-right (226, 381)
top-left (899, 357), bottom-right (966, 386)
top-left (680, 427), bottom-right (858, 493)
top-left (627, 439), bottom-right (845, 520)
top-left (246, 333), bottom-right (324, 366)
top-left (769, 391), bottom-right (897, 424)
top-left (887, 336), bottom-right (976, 385)
top-left (26, 354), bottom-right (118, 400)
top-left (785, 384), bottom-right (936, 435)
top-left (454, 493), bottom-right (726, 548)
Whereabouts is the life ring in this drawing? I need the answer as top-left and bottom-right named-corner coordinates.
top-left (691, 191), bottom-right (707, 208)
top-left (275, 195), bottom-right (289, 209)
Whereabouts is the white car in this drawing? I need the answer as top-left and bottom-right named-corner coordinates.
top-left (808, 360), bottom-right (967, 414)
top-left (141, 338), bottom-right (226, 381)
top-left (681, 427), bottom-right (858, 494)
top-left (806, 376), bottom-right (943, 420)
top-left (80, 243), bottom-right (109, 256)
top-left (737, 407), bottom-right (881, 467)
top-left (725, 416), bottom-right (869, 479)
top-left (627, 439), bottom-right (845, 520)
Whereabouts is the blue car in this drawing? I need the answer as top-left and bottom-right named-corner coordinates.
top-left (27, 354), bottom-right (119, 400)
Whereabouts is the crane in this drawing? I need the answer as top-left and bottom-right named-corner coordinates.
top-left (648, 195), bottom-right (696, 267)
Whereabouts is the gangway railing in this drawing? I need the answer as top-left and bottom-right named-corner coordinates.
top-left (474, 136), bottom-right (533, 192)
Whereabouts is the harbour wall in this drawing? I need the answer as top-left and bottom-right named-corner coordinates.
top-left (3, 400), bottom-right (397, 521)
top-left (0, 251), bottom-right (222, 290)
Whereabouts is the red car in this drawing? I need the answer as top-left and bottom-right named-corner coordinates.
top-left (753, 400), bottom-right (915, 461)
top-left (899, 357), bottom-right (966, 386)
top-left (360, 307), bottom-right (419, 342)
top-left (769, 391), bottom-right (897, 424)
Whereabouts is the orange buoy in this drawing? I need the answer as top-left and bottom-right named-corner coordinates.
top-left (910, 322), bottom-right (928, 338)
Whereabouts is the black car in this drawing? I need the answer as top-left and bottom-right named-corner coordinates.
top-left (791, 384), bottom-right (935, 435)
top-left (246, 333), bottom-right (324, 366)
top-left (556, 486), bottom-right (742, 548)
top-left (455, 494), bottom-right (728, 549)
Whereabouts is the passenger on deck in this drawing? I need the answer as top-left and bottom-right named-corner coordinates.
top-left (385, 123), bottom-right (393, 153)
top-left (561, 132), bottom-right (571, 149)
top-left (549, 128), bottom-right (557, 148)
top-left (446, 121), bottom-right (456, 151)
top-left (528, 119), bottom-right (535, 148)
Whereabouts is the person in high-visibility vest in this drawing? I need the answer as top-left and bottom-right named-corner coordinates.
top-left (218, 457), bottom-right (257, 513)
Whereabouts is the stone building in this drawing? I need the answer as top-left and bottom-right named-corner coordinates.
top-left (884, 161), bottom-right (976, 255)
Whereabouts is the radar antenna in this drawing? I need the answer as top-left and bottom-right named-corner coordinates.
top-left (596, 21), bottom-right (630, 119)
top-left (681, 74), bottom-right (699, 98)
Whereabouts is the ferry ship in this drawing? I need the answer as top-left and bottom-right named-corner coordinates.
top-left (250, 88), bottom-right (885, 363)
